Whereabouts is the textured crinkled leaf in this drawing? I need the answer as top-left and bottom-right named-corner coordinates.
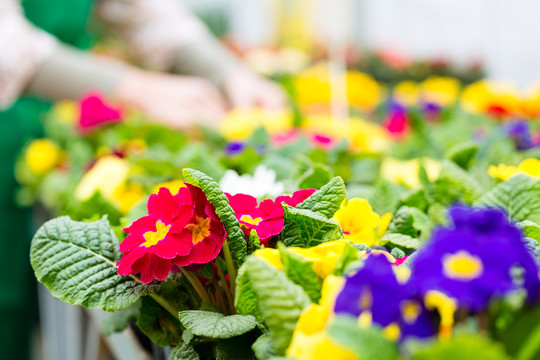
top-left (412, 334), bottom-right (511, 360)
top-left (381, 233), bottom-right (421, 250)
top-left (31, 216), bottom-right (156, 311)
top-left (168, 331), bottom-right (199, 360)
top-left (518, 221), bottom-right (540, 243)
top-left (298, 164), bottom-right (332, 190)
top-left (386, 206), bottom-right (430, 239)
top-left (367, 177), bottom-right (402, 215)
top-left (235, 263), bottom-right (263, 322)
top-left (182, 168), bottom-right (247, 266)
top-left (475, 174), bottom-right (540, 223)
top-left (179, 311), bottom-right (259, 339)
top-left (247, 230), bottom-right (261, 255)
top-left (327, 316), bottom-right (398, 360)
top-left (101, 300), bottom-right (141, 336)
top-left (278, 243), bottom-right (322, 303)
top-left (296, 176), bottom-right (346, 219)
top-left (282, 205), bottom-right (343, 248)
top-left (236, 256), bottom-right (310, 355)
top-left (137, 296), bottom-right (182, 347)
top-left (426, 161), bottom-right (482, 205)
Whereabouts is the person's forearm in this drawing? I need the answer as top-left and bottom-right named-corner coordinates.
top-left (25, 45), bottom-right (129, 102)
top-left (170, 35), bottom-right (241, 88)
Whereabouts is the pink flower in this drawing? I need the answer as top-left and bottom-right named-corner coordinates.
top-left (117, 184), bottom-right (226, 283)
top-left (227, 189), bottom-right (316, 246)
top-left (79, 93), bottom-right (123, 132)
top-left (383, 109), bottom-right (410, 140)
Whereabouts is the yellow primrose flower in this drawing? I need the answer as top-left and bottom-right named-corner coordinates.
top-left (254, 248), bottom-right (283, 270)
top-left (332, 199), bottom-right (381, 247)
top-left (113, 183), bottom-right (145, 214)
top-left (420, 76), bottom-right (460, 107)
top-left (393, 80), bottom-right (420, 107)
top-left (346, 71), bottom-right (383, 109)
top-left (153, 179), bottom-right (185, 195)
top-left (287, 276), bottom-right (357, 360)
top-left (381, 157), bottom-right (441, 188)
top-left (221, 109), bottom-right (293, 141)
top-left (75, 155), bottom-right (130, 203)
top-left (488, 158), bottom-right (540, 181)
top-left (25, 139), bottom-right (61, 175)
top-left (254, 240), bottom-right (351, 278)
top-left (51, 100), bottom-right (78, 124)
top-left (461, 80), bottom-right (520, 117)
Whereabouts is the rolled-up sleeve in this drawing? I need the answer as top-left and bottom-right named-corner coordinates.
top-left (96, 0), bottom-right (240, 86)
top-left (0, 0), bottom-right (58, 109)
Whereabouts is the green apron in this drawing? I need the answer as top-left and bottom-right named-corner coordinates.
top-left (0, 1), bottom-right (94, 359)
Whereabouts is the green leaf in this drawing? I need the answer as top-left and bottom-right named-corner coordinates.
top-left (475, 174), bottom-right (540, 223)
top-left (247, 230), bottom-right (261, 255)
top-left (101, 301), bottom-right (141, 336)
top-left (412, 334), bottom-right (510, 360)
top-left (367, 177), bottom-right (402, 215)
top-left (281, 205), bottom-right (343, 248)
top-left (398, 188), bottom-right (429, 212)
top-left (494, 304), bottom-right (540, 360)
top-left (179, 311), bottom-right (260, 339)
top-left (30, 216), bottom-right (156, 311)
top-left (296, 176), bottom-right (346, 219)
top-left (426, 161), bottom-right (482, 205)
top-left (235, 256), bottom-right (310, 355)
top-left (182, 168), bottom-right (247, 267)
top-left (252, 333), bottom-right (277, 360)
top-left (137, 296), bottom-right (182, 347)
top-left (445, 141), bottom-right (478, 169)
top-left (278, 243), bottom-right (322, 303)
top-left (235, 262), bottom-right (263, 322)
top-left (518, 221), bottom-right (540, 243)
top-left (333, 241), bottom-right (362, 276)
top-left (298, 164), bottom-right (332, 190)
top-left (327, 316), bottom-right (398, 360)
top-left (168, 331), bottom-right (200, 360)
top-left (385, 206), bottom-right (431, 240)
top-left (381, 233), bottom-right (421, 250)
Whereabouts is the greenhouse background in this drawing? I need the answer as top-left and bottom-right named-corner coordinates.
top-left (4, 0), bottom-right (540, 359)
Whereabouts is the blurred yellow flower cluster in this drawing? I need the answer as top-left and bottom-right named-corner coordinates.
top-left (293, 64), bottom-right (383, 110)
top-left (25, 139), bottom-right (62, 175)
top-left (303, 115), bottom-right (390, 154)
top-left (220, 108), bottom-right (294, 141)
top-left (488, 158), bottom-right (540, 181)
top-left (75, 155), bottom-right (144, 214)
top-left (381, 157), bottom-right (441, 188)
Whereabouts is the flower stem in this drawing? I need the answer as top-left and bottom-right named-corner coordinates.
top-left (180, 267), bottom-right (211, 304)
top-left (210, 277), bottom-right (228, 315)
top-left (149, 293), bottom-right (180, 320)
top-left (222, 240), bottom-right (237, 296)
top-left (216, 261), bottom-right (236, 314)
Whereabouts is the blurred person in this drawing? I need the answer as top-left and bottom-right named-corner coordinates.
top-left (0, 1), bottom-right (286, 359)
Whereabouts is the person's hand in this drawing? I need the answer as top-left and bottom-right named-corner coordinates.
top-left (222, 68), bottom-right (288, 110)
top-left (114, 68), bottom-right (226, 129)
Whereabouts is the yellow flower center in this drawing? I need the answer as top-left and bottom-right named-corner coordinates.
top-left (240, 215), bottom-right (263, 226)
top-left (185, 216), bottom-right (211, 245)
top-left (401, 300), bottom-right (421, 324)
top-left (359, 288), bottom-right (373, 310)
top-left (382, 322), bottom-right (401, 342)
top-left (142, 221), bottom-right (171, 247)
top-left (442, 250), bottom-right (483, 281)
top-left (424, 290), bottom-right (457, 339)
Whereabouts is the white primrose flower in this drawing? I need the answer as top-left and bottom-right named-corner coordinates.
top-left (219, 165), bottom-right (285, 199)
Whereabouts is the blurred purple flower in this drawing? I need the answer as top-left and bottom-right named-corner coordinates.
top-left (411, 205), bottom-right (540, 312)
top-left (225, 142), bottom-right (245, 156)
top-left (503, 120), bottom-right (534, 150)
